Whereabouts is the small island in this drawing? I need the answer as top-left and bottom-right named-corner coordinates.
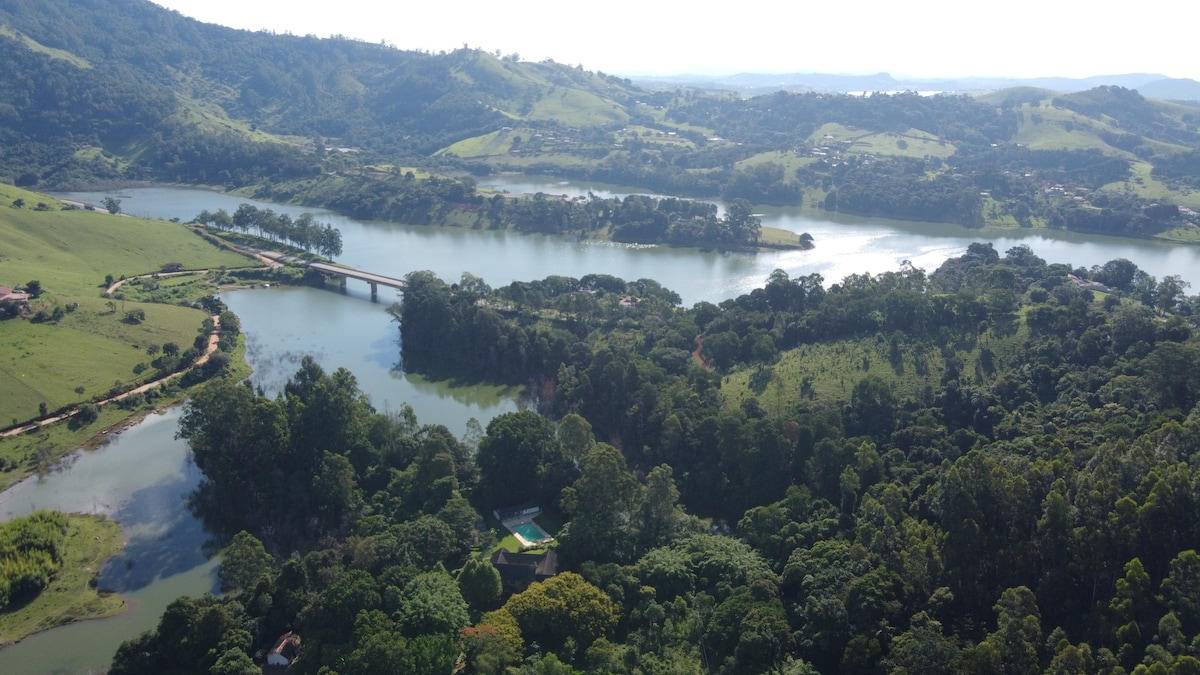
top-left (0, 511), bottom-right (125, 646)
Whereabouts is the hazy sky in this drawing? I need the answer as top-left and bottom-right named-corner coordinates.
top-left (153, 0), bottom-right (1198, 81)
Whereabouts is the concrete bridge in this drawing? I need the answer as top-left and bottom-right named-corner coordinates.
top-left (308, 262), bottom-right (406, 299)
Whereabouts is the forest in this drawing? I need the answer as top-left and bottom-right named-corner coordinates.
top-left (254, 173), bottom-right (767, 250)
top-left (109, 246), bottom-right (1200, 674)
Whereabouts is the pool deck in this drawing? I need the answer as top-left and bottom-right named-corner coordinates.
top-left (502, 515), bottom-right (555, 548)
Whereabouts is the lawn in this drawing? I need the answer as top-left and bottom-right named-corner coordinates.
top-left (758, 225), bottom-right (812, 248)
top-left (490, 510), bottom-right (563, 554)
top-left (0, 513), bottom-right (125, 646)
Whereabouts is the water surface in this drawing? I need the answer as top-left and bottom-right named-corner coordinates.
top-left (17, 178), bottom-right (1200, 671)
top-left (59, 182), bottom-right (1200, 303)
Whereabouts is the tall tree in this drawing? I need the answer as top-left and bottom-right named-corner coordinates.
top-left (475, 411), bottom-right (570, 508)
top-left (559, 443), bottom-right (641, 563)
top-left (458, 555), bottom-right (503, 611)
top-left (502, 572), bottom-right (618, 653)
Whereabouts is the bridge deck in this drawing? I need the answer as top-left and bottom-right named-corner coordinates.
top-left (308, 262), bottom-right (407, 290)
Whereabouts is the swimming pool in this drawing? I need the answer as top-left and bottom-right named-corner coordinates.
top-left (512, 521), bottom-right (550, 543)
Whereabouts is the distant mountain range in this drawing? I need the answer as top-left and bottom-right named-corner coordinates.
top-left (634, 71), bottom-right (1200, 101)
top-left (3, 0), bottom-right (1200, 245)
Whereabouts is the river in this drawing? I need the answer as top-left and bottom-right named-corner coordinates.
top-left (0, 408), bottom-right (217, 674)
top-left (1, 179), bottom-right (1197, 672)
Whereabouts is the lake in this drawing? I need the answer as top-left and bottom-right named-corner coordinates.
top-left (4, 179), bottom-right (1197, 671)
top-left (59, 179), bottom-right (1200, 304)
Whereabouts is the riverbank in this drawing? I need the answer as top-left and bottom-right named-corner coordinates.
top-left (0, 513), bottom-right (125, 647)
top-left (0, 184), bottom-right (253, 423)
top-left (0, 334), bottom-right (250, 494)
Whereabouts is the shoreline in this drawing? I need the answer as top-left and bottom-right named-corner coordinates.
top-left (0, 513), bottom-right (127, 648)
top-left (0, 314), bottom-right (221, 442)
top-left (67, 177), bottom-right (1200, 259)
top-left (0, 325), bottom-right (251, 495)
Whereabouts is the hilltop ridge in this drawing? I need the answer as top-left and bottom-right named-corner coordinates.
top-left (0, 0), bottom-right (1199, 244)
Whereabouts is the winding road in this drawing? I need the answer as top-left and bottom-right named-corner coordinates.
top-left (0, 315), bottom-right (221, 439)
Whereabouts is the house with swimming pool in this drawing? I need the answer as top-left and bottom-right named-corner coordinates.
top-left (493, 502), bottom-right (555, 548)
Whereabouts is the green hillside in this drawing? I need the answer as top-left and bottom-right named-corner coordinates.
top-left (0, 184), bottom-right (252, 423)
top-left (1, 1), bottom-right (1200, 242)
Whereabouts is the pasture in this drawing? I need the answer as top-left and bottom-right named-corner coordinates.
top-left (0, 184), bottom-right (252, 423)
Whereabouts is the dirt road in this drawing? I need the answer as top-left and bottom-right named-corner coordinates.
top-left (0, 315), bottom-right (222, 439)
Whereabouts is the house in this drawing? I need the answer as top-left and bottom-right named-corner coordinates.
top-left (1067, 274), bottom-right (1110, 293)
top-left (265, 632), bottom-right (301, 670)
top-left (0, 286), bottom-right (30, 303)
top-left (491, 549), bottom-right (558, 594)
top-left (0, 287), bottom-right (29, 317)
top-left (493, 503), bottom-right (541, 522)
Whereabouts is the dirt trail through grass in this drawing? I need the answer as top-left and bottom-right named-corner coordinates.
top-left (0, 315), bottom-right (221, 439)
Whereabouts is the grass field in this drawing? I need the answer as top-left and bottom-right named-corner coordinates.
top-left (453, 56), bottom-right (629, 128)
top-left (807, 123), bottom-right (957, 160)
top-left (362, 165), bottom-right (433, 179)
top-left (736, 150), bottom-right (818, 175)
top-left (721, 318), bottom-right (1030, 414)
top-left (759, 225), bottom-right (811, 248)
top-left (526, 88), bottom-right (628, 126)
top-left (0, 184), bottom-right (254, 423)
top-left (1156, 224), bottom-right (1200, 243)
top-left (1013, 105), bottom-right (1191, 162)
top-left (0, 185), bottom-right (254, 294)
top-left (1010, 105), bottom-right (1141, 154)
top-left (0, 297), bottom-right (208, 422)
top-left (0, 25), bottom-right (90, 68)
top-left (1101, 161), bottom-right (1200, 210)
top-left (617, 125), bottom-right (698, 150)
top-left (0, 334), bottom-right (250, 493)
top-left (438, 130), bottom-right (518, 158)
top-left (481, 153), bottom-right (595, 170)
top-left (0, 513), bottom-right (124, 646)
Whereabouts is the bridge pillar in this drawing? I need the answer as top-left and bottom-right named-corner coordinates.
top-left (370, 282), bottom-right (378, 299)
top-left (339, 275), bottom-right (347, 289)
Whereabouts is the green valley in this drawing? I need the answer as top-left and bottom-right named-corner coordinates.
top-left (5, 0), bottom-right (1200, 673)
top-left (0, 0), bottom-right (1198, 245)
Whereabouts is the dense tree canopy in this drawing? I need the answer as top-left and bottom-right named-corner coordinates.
top-left (120, 235), bottom-right (1200, 673)
top-left (0, 510), bottom-right (68, 610)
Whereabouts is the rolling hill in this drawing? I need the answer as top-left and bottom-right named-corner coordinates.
top-left (1, 0), bottom-right (1199, 242)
